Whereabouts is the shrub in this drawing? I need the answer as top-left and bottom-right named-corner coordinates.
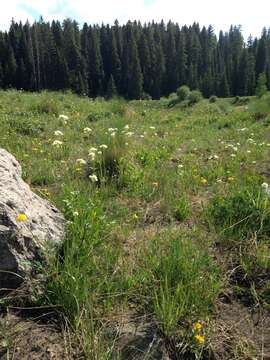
top-left (177, 85), bottom-right (190, 101)
top-left (35, 99), bottom-right (59, 116)
top-left (141, 92), bottom-right (152, 100)
top-left (209, 95), bottom-right (217, 103)
top-left (188, 90), bottom-right (203, 106)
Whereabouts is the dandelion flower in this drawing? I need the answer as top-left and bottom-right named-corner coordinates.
top-left (194, 334), bottom-right (205, 345)
top-left (16, 213), bottom-right (28, 222)
top-left (194, 322), bottom-right (203, 331)
top-left (200, 178), bottom-right (208, 185)
top-left (54, 130), bottom-right (64, 136)
top-left (89, 174), bottom-right (98, 183)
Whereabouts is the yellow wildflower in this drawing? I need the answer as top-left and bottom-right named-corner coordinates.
top-left (194, 334), bottom-right (205, 344)
top-left (16, 213), bottom-right (28, 222)
top-left (200, 177), bottom-right (208, 185)
top-left (194, 322), bottom-right (203, 331)
top-left (227, 177), bottom-right (235, 182)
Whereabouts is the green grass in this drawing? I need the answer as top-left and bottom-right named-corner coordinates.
top-left (0, 90), bottom-right (270, 358)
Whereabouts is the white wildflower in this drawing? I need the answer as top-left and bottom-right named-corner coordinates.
top-left (88, 152), bottom-right (96, 161)
top-left (262, 182), bottom-right (269, 189)
top-left (89, 174), bottom-right (98, 183)
top-left (231, 153), bottom-right (236, 157)
top-left (52, 140), bottom-right (63, 147)
top-left (89, 147), bottom-right (98, 152)
top-left (73, 211), bottom-right (79, 217)
top-left (125, 132), bottom-right (134, 137)
top-left (83, 127), bottom-right (92, 134)
top-left (59, 114), bottom-right (69, 120)
top-left (149, 126), bottom-right (155, 130)
top-left (124, 124), bottom-right (130, 130)
top-left (76, 159), bottom-right (87, 165)
top-left (97, 151), bottom-right (102, 155)
top-left (99, 144), bottom-right (108, 149)
top-left (110, 132), bottom-right (116, 137)
top-left (262, 182), bottom-right (270, 196)
top-left (108, 127), bottom-right (118, 132)
top-left (54, 130), bottom-right (64, 136)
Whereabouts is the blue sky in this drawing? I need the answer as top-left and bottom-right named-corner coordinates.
top-left (1, 0), bottom-right (270, 39)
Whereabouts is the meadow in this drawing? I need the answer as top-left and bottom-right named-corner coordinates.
top-left (0, 90), bottom-right (270, 359)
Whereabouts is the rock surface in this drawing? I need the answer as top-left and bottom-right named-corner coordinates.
top-left (0, 148), bottom-right (65, 289)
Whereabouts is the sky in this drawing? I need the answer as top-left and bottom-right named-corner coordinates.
top-left (1, 0), bottom-right (270, 39)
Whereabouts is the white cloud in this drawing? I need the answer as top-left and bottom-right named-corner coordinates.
top-left (1, 0), bottom-right (269, 39)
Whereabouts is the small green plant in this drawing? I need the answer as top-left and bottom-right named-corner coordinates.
top-left (177, 85), bottom-right (191, 101)
top-left (209, 95), bottom-right (217, 103)
top-left (188, 90), bottom-right (203, 106)
top-left (173, 197), bottom-right (190, 221)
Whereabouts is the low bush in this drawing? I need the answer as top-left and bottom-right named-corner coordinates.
top-left (209, 95), bottom-right (218, 103)
top-left (188, 90), bottom-right (203, 106)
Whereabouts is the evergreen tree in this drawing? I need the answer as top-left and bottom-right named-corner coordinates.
top-left (256, 72), bottom-right (268, 97)
top-left (106, 74), bottom-right (117, 98)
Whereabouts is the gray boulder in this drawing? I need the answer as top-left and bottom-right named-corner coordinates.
top-left (0, 148), bottom-right (65, 290)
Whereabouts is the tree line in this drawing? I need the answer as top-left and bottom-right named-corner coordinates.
top-left (0, 18), bottom-right (270, 99)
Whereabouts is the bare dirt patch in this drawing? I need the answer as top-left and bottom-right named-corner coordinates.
top-left (0, 312), bottom-right (83, 360)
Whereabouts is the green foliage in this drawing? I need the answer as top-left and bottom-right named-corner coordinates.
top-left (1, 90), bottom-right (270, 358)
top-left (256, 72), bottom-right (268, 98)
top-left (248, 94), bottom-right (270, 120)
top-left (173, 197), bottom-right (190, 221)
top-left (188, 90), bottom-right (203, 106)
top-left (209, 95), bottom-right (217, 103)
top-left (207, 188), bottom-right (270, 241)
top-left (8, 117), bottom-right (45, 135)
top-left (177, 85), bottom-right (190, 101)
top-left (35, 99), bottom-right (60, 116)
top-left (145, 234), bottom-right (220, 337)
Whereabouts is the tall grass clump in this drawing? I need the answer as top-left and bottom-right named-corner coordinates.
top-left (46, 189), bottom-right (121, 358)
top-left (143, 233), bottom-right (220, 343)
top-left (207, 187), bottom-right (270, 241)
